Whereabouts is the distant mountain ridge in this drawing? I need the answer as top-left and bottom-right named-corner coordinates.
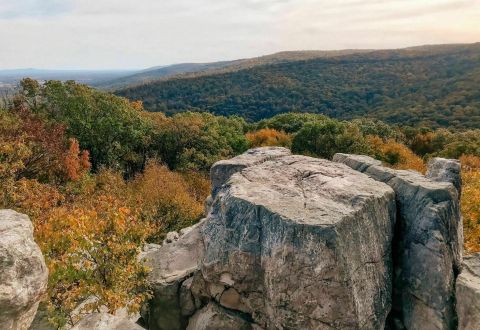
top-left (0, 68), bottom-right (135, 93)
top-left (97, 49), bottom-right (375, 90)
top-left (115, 43), bottom-right (480, 129)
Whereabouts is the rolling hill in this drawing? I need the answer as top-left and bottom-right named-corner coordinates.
top-left (98, 49), bottom-right (373, 90)
top-left (116, 43), bottom-right (480, 129)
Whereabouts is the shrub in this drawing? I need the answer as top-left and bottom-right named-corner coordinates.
top-left (246, 128), bottom-right (292, 148)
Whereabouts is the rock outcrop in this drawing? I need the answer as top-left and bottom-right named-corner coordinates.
top-left (0, 209), bottom-right (48, 330)
top-left (135, 148), bottom-right (465, 329)
top-left (71, 313), bottom-right (144, 330)
top-left (334, 153), bottom-right (462, 330)
top-left (144, 148), bottom-right (400, 329)
top-left (456, 253), bottom-right (480, 330)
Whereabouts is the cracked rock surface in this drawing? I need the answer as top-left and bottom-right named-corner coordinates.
top-left (334, 153), bottom-right (462, 330)
top-left (203, 152), bottom-right (396, 329)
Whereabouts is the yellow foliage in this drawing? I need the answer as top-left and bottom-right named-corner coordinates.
top-left (7, 179), bottom-right (64, 219)
top-left (460, 155), bottom-right (480, 253)
top-left (36, 195), bottom-right (154, 327)
top-left (367, 135), bottom-right (426, 173)
top-left (127, 160), bottom-right (206, 240)
top-left (246, 128), bottom-right (292, 148)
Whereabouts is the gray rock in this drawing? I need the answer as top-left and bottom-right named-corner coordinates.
top-left (203, 154), bottom-right (396, 329)
top-left (334, 153), bottom-right (463, 330)
top-left (456, 253), bottom-right (480, 330)
top-left (209, 147), bottom-right (291, 198)
top-left (142, 220), bottom-right (205, 285)
top-left (141, 220), bottom-right (205, 330)
top-left (427, 157), bottom-right (462, 196)
top-left (71, 313), bottom-right (144, 330)
top-left (186, 303), bottom-right (252, 330)
top-left (0, 210), bottom-right (48, 330)
top-left (163, 231), bottom-right (180, 245)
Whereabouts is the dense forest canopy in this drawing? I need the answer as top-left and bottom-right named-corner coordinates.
top-left (117, 43), bottom-right (480, 129)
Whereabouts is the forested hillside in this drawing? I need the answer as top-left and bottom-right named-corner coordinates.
top-left (98, 49), bottom-right (371, 90)
top-left (117, 43), bottom-right (480, 129)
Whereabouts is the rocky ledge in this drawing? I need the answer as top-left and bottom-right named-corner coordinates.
top-left (139, 147), bottom-right (475, 330)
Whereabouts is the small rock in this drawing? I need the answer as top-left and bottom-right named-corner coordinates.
top-left (71, 313), bottom-right (144, 330)
top-left (219, 288), bottom-right (250, 313)
top-left (163, 231), bottom-right (180, 245)
top-left (186, 303), bottom-right (252, 330)
top-left (180, 278), bottom-right (197, 317)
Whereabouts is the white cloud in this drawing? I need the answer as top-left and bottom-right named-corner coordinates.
top-left (0, 0), bottom-right (478, 69)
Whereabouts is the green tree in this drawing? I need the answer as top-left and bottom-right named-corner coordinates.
top-left (18, 80), bottom-right (153, 175)
top-left (148, 112), bottom-right (248, 171)
top-left (292, 120), bottom-right (370, 159)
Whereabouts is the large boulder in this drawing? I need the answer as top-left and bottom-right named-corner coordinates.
top-left (0, 209), bottom-right (48, 330)
top-left (141, 220), bottom-right (206, 330)
top-left (456, 253), bottom-right (480, 330)
top-left (202, 154), bottom-right (396, 329)
top-left (71, 313), bottom-right (144, 330)
top-left (334, 153), bottom-right (462, 330)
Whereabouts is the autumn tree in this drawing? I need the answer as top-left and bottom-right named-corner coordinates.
top-left (367, 135), bottom-right (426, 173)
top-left (246, 128), bottom-right (292, 148)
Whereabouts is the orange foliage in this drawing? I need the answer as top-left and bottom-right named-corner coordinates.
top-left (63, 138), bottom-right (91, 181)
top-left (246, 128), bottom-right (292, 148)
top-left (130, 100), bottom-right (144, 111)
top-left (460, 155), bottom-right (480, 253)
top-left (367, 135), bottom-right (426, 173)
top-left (8, 179), bottom-right (64, 219)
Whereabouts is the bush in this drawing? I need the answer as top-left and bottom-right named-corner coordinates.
top-left (292, 120), bottom-right (370, 159)
top-left (246, 128), bottom-right (292, 148)
top-left (367, 135), bottom-right (426, 173)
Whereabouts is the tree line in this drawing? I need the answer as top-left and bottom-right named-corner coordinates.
top-left (116, 43), bottom-right (480, 129)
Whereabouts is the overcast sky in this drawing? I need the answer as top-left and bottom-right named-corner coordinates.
top-left (1, 0), bottom-right (479, 70)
